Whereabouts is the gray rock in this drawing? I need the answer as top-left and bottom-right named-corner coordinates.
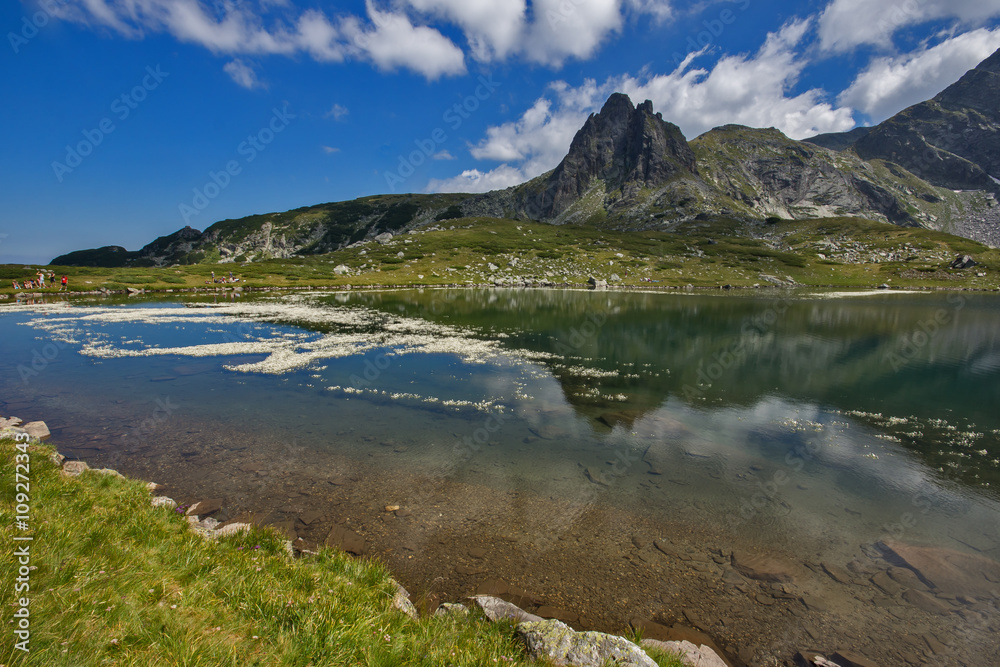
top-left (587, 277), bottom-right (607, 288)
top-left (375, 232), bottom-right (393, 244)
top-left (61, 460), bottom-right (89, 477)
top-left (92, 468), bottom-right (125, 479)
top-left (213, 522), bottom-right (251, 538)
top-left (392, 582), bottom-right (418, 619)
top-left (151, 496), bottom-right (178, 510)
top-left (517, 619), bottom-right (655, 667)
top-left (333, 264), bottom-right (350, 275)
top-left (641, 638), bottom-right (727, 667)
top-left (186, 498), bottom-right (224, 517)
top-left (22, 421), bottom-right (50, 440)
top-left (435, 602), bottom-right (469, 617)
top-left (471, 595), bottom-right (542, 623)
top-left (949, 254), bottom-right (977, 269)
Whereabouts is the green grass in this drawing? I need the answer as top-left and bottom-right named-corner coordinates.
top-left (3, 215), bottom-right (997, 297)
top-left (0, 438), bottom-right (689, 667)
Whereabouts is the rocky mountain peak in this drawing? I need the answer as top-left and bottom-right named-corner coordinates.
top-left (531, 93), bottom-right (697, 219)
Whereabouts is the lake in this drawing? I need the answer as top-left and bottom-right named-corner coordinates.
top-left (2, 287), bottom-right (999, 665)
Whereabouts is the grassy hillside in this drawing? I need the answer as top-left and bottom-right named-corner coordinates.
top-left (6, 216), bottom-right (997, 296)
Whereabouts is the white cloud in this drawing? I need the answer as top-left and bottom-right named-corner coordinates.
top-left (49, 0), bottom-right (465, 80)
top-left (223, 58), bottom-right (265, 90)
top-left (341, 1), bottom-right (466, 79)
top-left (427, 165), bottom-right (528, 193)
top-left (613, 19), bottom-right (856, 140)
top-left (429, 19), bottom-right (856, 194)
top-left (817, 0), bottom-right (1000, 53)
top-left (405, 0), bottom-right (527, 60)
top-left (322, 145), bottom-right (341, 154)
top-left (51, 0), bottom-right (677, 73)
top-left (432, 150), bottom-right (456, 160)
top-left (838, 28), bottom-right (1000, 121)
top-left (325, 103), bottom-right (350, 120)
top-left (522, 0), bottom-right (625, 66)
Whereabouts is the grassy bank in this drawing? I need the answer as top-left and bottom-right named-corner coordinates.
top-left (2, 216), bottom-right (997, 297)
top-left (0, 438), bottom-right (685, 666)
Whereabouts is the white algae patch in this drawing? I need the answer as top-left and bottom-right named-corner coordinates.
top-left (16, 296), bottom-right (557, 385)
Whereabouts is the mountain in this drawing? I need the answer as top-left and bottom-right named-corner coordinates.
top-left (51, 52), bottom-right (1000, 267)
top-left (802, 127), bottom-right (871, 151)
top-left (853, 49), bottom-right (1000, 192)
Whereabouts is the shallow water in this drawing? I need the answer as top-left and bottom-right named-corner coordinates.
top-left (2, 288), bottom-right (999, 665)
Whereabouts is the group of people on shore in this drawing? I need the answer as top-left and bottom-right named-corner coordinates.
top-left (206, 270), bottom-right (240, 284)
top-left (12, 270), bottom-right (68, 291)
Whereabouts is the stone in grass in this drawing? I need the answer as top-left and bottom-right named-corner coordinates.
top-left (641, 638), bottom-right (727, 667)
top-left (213, 522), bottom-right (251, 539)
top-left (434, 603), bottom-right (469, 618)
top-left (517, 619), bottom-right (655, 667)
top-left (61, 460), bottom-right (89, 477)
top-left (471, 595), bottom-right (542, 623)
top-left (92, 468), bottom-right (125, 479)
top-left (151, 496), bottom-right (178, 510)
top-left (392, 582), bottom-right (418, 619)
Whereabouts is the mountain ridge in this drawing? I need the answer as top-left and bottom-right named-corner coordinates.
top-left (52, 50), bottom-right (1000, 267)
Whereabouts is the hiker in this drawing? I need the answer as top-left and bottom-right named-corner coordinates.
top-left (12, 280), bottom-right (20, 289)
top-left (36, 271), bottom-right (46, 288)
top-left (60, 275), bottom-right (68, 291)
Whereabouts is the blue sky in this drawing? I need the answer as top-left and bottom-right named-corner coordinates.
top-left (3, 0), bottom-right (1000, 264)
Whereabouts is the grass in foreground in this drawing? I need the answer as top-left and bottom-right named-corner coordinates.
top-left (0, 439), bottom-right (684, 667)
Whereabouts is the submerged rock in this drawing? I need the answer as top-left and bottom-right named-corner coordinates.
top-left (517, 619), bottom-right (655, 667)
top-left (879, 539), bottom-right (1000, 597)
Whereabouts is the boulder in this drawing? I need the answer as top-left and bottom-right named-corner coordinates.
top-left (333, 264), bottom-right (350, 275)
top-left (186, 498), bottom-right (224, 517)
top-left (471, 595), bottom-right (542, 623)
top-left (641, 638), bottom-right (727, 667)
top-left (22, 421), bottom-right (50, 440)
top-left (587, 277), bottom-right (608, 288)
top-left (434, 602), bottom-right (469, 617)
top-left (213, 522), bottom-right (251, 538)
top-left (949, 255), bottom-right (977, 270)
top-left (731, 551), bottom-right (801, 583)
top-left (880, 540), bottom-right (1000, 597)
top-left (392, 582), bottom-right (418, 619)
top-left (325, 524), bottom-right (367, 555)
top-left (517, 619), bottom-right (655, 667)
top-left (61, 460), bottom-right (89, 477)
top-left (374, 232), bottom-right (393, 244)
top-left (151, 496), bottom-right (178, 510)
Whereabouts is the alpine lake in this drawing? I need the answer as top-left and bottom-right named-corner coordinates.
top-left (2, 286), bottom-right (999, 666)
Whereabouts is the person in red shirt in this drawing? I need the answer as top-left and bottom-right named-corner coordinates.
top-left (60, 275), bottom-right (68, 291)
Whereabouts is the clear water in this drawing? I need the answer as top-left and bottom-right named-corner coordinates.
top-left (3, 288), bottom-right (999, 664)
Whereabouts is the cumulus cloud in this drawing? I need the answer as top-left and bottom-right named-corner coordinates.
top-left (48, 0), bottom-right (465, 80)
top-left (405, 0), bottom-right (527, 60)
top-left (429, 20), bottom-right (856, 193)
top-left (817, 0), bottom-right (1000, 53)
top-left (223, 58), bottom-right (265, 89)
top-left (838, 28), bottom-right (1000, 120)
top-left (51, 0), bottom-right (675, 71)
top-left (427, 165), bottom-right (529, 193)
